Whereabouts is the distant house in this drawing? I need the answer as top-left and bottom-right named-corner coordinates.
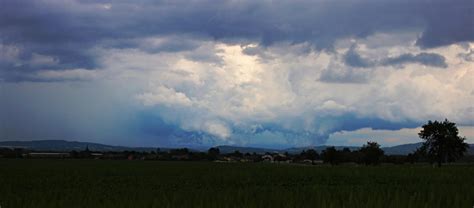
top-left (302, 159), bottom-right (313, 164)
top-left (301, 159), bottom-right (323, 165)
top-left (91, 153), bottom-right (103, 159)
top-left (220, 156), bottom-right (237, 162)
top-left (313, 160), bottom-right (323, 164)
top-left (262, 154), bottom-right (274, 162)
top-left (273, 153), bottom-right (288, 161)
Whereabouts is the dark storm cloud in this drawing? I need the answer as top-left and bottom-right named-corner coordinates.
top-left (0, 0), bottom-right (471, 81)
top-left (381, 52), bottom-right (448, 68)
top-left (319, 68), bottom-right (369, 84)
top-left (341, 42), bottom-right (448, 68)
top-left (321, 47), bottom-right (448, 84)
top-left (415, 0), bottom-right (474, 48)
top-left (343, 46), bottom-right (373, 68)
top-left (342, 47), bottom-right (448, 68)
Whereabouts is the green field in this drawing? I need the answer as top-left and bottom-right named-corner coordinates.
top-left (0, 159), bottom-right (473, 208)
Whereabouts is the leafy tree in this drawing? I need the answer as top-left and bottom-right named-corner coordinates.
top-left (231, 150), bottom-right (243, 158)
top-left (70, 150), bottom-right (79, 158)
top-left (176, 148), bottom-right (189, 154)
top-left (207, 147), bottom-right (220, 161)
top-left (300, 149), bottom-right (319, 164)
top-left (340, 148), bottom-right (354, 163)
top-left (407, 145), bottom-right (428, 164)
top-left (359, 141), bottom-right (384, 165)
top-left (418, 119), bottom-right (469, 166)
top-left (321, 147), bottom-right (340, 165)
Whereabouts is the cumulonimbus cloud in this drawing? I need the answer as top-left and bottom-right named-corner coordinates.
top-left (1, 0), bottom-right (473, 147)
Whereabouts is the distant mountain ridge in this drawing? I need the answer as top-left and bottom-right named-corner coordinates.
top-left (283, 146), bottom-right (360, 154)
top-left (218, 143), bottom-right (426, 155)
top-left (0, 140), bottom-right (162, 152)
top-left (0, 140), bottom-right (472, 155)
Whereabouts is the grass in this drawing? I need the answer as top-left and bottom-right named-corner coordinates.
top-left (0, 159), bottom-right (473, 208)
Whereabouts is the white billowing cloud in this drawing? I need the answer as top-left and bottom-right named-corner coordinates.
top-left (99, 33), bottom-right (471, 145)
top-left (202, 121), bottom-right (231, 140)
top-left (328, 127), bottom-right (423, 147)
top-left (317, 100), bottom-right (351, 115)
top-left (362, 65), bottom-right (473, 123)
top-left (14, 33), bottom-right (470, 146)
top-left (137, 85), bottom-right (192, 107)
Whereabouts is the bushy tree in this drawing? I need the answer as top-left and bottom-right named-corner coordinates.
top-left (418, 119), bottom-right (468, 166)
top-left (321, 147), bottom-right (340, 165)
top-left (300, 149), bottom-right (320, 164)
top-left (231, 150), bottom-right (243, 158)
top-left (359, 141), bottom-right (384, 165)
top-left (340, 148), bottom-right (355, 163)
top-left (170, 148), bottom-right (189, 155)
top-left (207, 147), bottom-right (220, 161)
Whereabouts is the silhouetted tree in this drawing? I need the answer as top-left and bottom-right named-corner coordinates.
top-left (80, 146), bottom-right (92, 158)
top-left (321, 147), bottom-right (340, 165)
top-left (359, 141), bottom-right (384, 165)
top-left (251, 152), bottom-right (262, 162)
top-left (207, 147), bottom-right (220, 161)
top-left (70, 150), bottom-right (79, 158)
top-left (382, 155), bottom-right (406, 164)
top-left (340, 148), bottom-right (354, 163)
top-left (170, 148), bottom-right (189, 155)
top-left (1, 148), bottom-right (25, 158)
top-left (407, 146), bottom-right (428, 164)
top-left (190, 152), bottom-right (207, 160)
top-left (300, 149), bottom-right (319, 164)
top-left (418, 119), bottom-right (469, 166)
top-left (231, 150), bottom-right (243, 158)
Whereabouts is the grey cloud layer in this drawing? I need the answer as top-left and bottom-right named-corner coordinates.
top-left (1, 0), bottom-right (472, 81)
top-left (343, 46), bottom-right (448, 69)
top-left (381, 53), bottom-right (447, 68)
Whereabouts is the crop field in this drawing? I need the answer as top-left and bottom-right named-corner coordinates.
top-left (0, 159), bottom-right (473, 208)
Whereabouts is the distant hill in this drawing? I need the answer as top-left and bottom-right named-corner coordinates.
top-left (1, 140), bottom-right (472, 155)
top-left (381, 143), bottom-right (474, 155)
top-left (0, 140), bottom-right (163, 152)
top-left (216, 143), bottom-right (474, 155)
top-left (215, 145), bottom-right (361, 154)
top-left (284, 146), bottom-right (360, 154)
top-left (215, 145), bottom-right (280, 154)
top-left (381, 143), bottom-right (423, 155)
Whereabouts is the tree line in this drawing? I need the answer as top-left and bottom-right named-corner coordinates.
top-left (0, 119), bottom-right (470, 166)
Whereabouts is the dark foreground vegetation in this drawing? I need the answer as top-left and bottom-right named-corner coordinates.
top-left (0, 120), bottom-right (472, 207)
top-left (0, 159), bottom-right (473, 208)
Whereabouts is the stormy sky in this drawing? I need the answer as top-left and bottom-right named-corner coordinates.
top-left (1, 0), bottom-right (473, 148)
